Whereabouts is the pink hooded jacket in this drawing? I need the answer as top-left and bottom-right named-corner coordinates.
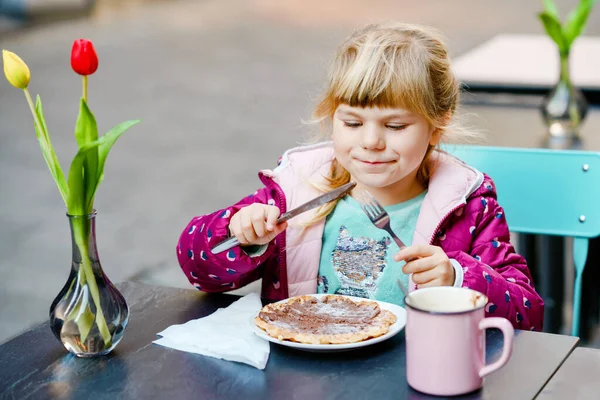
top-left (177, 142), bottom-right (544, 331)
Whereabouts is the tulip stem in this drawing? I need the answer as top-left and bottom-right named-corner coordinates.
top-left (82, 76), bottom-right (88, 103)
top-left (71, 216), bottom-right (112, 348)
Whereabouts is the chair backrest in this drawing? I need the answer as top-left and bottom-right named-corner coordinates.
top-left (443, 144), bottom-right (600, 336)
top-left (443, 145), bottom-right (600, 239)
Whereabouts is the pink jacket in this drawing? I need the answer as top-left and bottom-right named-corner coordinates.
top-left (177, 143), bottom-right (544, 331)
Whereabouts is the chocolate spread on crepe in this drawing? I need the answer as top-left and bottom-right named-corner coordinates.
top-left (255, 295), bottom-right (397, 344)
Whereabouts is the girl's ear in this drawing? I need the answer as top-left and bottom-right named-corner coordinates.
top-left (429, 112), bottom-right (451, 146)
top-left (430, 128), bottom-right (442, 146)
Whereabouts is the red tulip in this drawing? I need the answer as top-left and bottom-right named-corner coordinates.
top-left (70, 39), bottom-right (98, 76)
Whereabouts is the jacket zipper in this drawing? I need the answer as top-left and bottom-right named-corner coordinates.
top-left (260, 173), bottom-right (289, 298)
top-left (274, 185), bottom-right (288, 298)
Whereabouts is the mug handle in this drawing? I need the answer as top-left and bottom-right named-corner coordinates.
top-left (478, 317), bottom-right (514, 378)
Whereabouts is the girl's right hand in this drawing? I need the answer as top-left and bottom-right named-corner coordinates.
top-left (228, 204), bottom-right (288, 246)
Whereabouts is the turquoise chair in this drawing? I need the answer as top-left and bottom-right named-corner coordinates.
top-left (444, 144), bottom-right (600, 337)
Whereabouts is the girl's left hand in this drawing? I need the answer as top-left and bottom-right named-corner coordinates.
top-left (393, 245), bottom-right (455, 287)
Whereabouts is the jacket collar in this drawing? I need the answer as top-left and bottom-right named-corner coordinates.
top-left (412, 150), bottom-right (483, 245)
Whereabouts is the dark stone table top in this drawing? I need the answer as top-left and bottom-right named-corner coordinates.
top-left (537, 346), bottom-right (600, 399)
top-left (0, 282), bottom-right (579, 400)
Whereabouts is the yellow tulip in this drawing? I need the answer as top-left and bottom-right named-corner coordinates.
top-left (2, 50), bottom-right (30, 89)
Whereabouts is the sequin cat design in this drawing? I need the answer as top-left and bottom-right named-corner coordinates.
top-left (330, 226), bottom-right (391, 299)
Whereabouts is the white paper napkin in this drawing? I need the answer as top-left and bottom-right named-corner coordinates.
top-left (153, 292), bottom-right (270, 370)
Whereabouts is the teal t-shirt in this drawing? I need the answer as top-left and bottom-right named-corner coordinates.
top-left (317, 192), bottom-right (426, 305)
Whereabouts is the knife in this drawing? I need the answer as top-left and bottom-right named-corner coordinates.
top-left (210, 181), bottom-right (357, 254)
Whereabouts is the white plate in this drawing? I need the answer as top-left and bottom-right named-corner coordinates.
top-left (250, 294), bottom-right (406, 352)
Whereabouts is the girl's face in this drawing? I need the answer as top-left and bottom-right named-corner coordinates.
top-left (332, 104), bottom-right (439, 205)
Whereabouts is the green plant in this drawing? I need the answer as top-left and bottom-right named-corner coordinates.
top-left (2, 41), bottom-right (140, 349)
top-left (539, 0), bottom-right (598, 57)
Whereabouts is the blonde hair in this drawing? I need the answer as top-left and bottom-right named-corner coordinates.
top-left (305, 22), bottom-right (474, 225)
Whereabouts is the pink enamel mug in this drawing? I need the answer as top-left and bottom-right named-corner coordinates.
top-left (404, 287), bottom-right (514, 396)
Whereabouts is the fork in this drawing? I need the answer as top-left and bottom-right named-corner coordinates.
top-left (358, 190), bottom-right (409, 296)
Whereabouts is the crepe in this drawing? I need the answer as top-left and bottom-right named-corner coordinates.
top-left (255, 295), bottom-right (397, 344)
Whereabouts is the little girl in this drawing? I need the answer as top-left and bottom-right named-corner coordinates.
top-left (177, 22), bottom-right (544, 331)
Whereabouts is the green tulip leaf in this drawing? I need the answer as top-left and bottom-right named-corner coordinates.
top-left (75, 303), bottom-right (95, 344)
top-left (34, 96), bottom-right (69, 205)
top-left (74, 99), bottom-right (99, 147)
top-left (35, 95), bottom-right (49, 141)
top-left (67, 141), bottom-right (101, 216)
top-left (564, 0), bottom-right (598, 48)
top-left (60, 267), bottom-right (93, 343)
top-left (70, 293), bottom-right (95, 344)
top-left (538, 12), bottom-right (567, 54)
top-left (85, 119), bottom-right (140, 211)
top-left (74, 99), bottom-right (99, 214)
top-left (543, 0), bottom-right (560, 20)
top-left (67, 118), bottom-right (140, 215)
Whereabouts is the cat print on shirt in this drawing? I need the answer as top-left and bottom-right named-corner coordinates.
top-left (325, 226), bottom-right (391, 299)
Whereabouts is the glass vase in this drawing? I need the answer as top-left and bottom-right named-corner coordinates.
top-left (49, 211), bottom-right (129, 357)
top-left (541, 51), bottom-right (588, 139)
